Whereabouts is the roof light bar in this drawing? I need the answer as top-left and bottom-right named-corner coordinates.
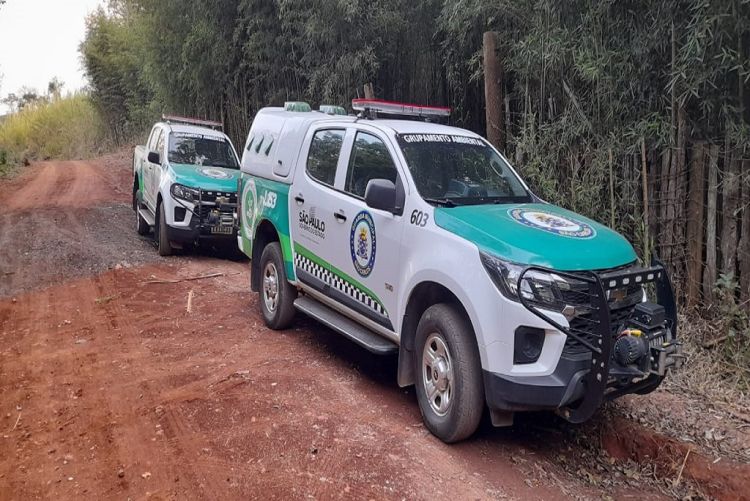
top-left (352, 98), bottom-right (451, 118)
top-left (162, 114), bottom-right (223, 130)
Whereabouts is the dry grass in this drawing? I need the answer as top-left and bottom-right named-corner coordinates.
top-left (0, 93), bottom-right (106, 168)
top-left (665, 314), bottom-right (750, 413)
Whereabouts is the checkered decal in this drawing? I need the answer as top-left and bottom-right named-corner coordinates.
top-left (295, 254), bottom-right (388, 319)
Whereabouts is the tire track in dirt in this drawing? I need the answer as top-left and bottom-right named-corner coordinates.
top-left (0, 155), bottom-right (157, 297)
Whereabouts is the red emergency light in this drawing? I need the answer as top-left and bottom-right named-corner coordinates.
top-left (352, 98), bottom-right (451, 118)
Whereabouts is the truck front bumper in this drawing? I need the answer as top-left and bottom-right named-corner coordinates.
top-left (484, 261), bottom-right (683, 422)
top-left (167, 190), bottom-right (238, 246)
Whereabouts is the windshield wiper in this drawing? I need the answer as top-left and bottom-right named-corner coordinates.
top-left (423, 197), bottom-right (457, 207)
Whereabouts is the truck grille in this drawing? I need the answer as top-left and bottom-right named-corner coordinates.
top-left (196, 190), bottom-right (237, 224)
top-left (562, 278), bottom-right (644, 356)
top-left (199, 191), bottom-right (237, 205)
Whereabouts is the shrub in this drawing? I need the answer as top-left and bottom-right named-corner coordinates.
top-left (0, 93), bottom-right (106, 165)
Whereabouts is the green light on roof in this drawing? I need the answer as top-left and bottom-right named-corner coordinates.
top-left (319, 105), bottom-right (347, 116)
top-left (284, 101), bottom-right (312, 112)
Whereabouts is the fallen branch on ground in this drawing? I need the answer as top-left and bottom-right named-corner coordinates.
top-left (142, 272), bottom-right (236, 285)
top-left (702, 335), bottom-right (729, 349)
top-left (10, 413), bottom-right (20, 432)
top-left (186, 289), bottom-right (194, 313)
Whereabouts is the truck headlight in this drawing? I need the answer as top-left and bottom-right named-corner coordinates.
top-left (171, 183), bottom-right (199, 203)
top-left (480, 251), bottom-right (571, 312)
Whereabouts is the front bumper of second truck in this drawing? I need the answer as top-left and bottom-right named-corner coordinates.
top-left (167, 184), bottom-right (238, 244)
top-left (480, 254), bottom-right (684, 424)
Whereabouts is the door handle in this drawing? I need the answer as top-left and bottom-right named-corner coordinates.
top-left (334, 210), bottom-right (347, 223)
top-left (294, 194), bottom-right (305, 204)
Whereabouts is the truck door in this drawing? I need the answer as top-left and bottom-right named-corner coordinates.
top-left (290, 127), bottom-right (348, 292)
top-left (292, 125), bottom-right (404, 334)
top-left (323, 128), bottom-right (404, 333)
top-left (146, 128), bottom-right (165, 210)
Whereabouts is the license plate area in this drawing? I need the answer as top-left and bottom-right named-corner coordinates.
top-left (210, 225), bottom-right (233, 235)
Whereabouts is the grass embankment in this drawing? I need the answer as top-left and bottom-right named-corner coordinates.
top-left (0, 94), bottom-right (105, 175)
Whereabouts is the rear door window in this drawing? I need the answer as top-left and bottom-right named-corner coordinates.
top-left (306, 129), bottom-right (345, 187)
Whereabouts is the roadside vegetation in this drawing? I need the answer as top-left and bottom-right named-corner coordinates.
top-left (78, 0), bottom-right (749, 393)
top-left (0, 93), bottom-right (105, 175)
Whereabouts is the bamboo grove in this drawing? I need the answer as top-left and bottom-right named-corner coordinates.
top-left (81, 1), bottom-right (749, 320)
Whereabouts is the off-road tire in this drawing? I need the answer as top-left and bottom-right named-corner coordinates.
top-left (156, 204), bottom-right (173, 257)
top-left (133, 188), bottom-right (149, 236)
top-left (258, 242), bottom-right (296, 330)
top-left (414, 303), bottom-right (484, 443)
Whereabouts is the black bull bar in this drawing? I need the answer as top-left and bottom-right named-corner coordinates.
top-left (517, 259), bottom-right (681, 423)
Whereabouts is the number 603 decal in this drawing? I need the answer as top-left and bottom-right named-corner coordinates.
top-left (410, 209), bottom-right (429, 227)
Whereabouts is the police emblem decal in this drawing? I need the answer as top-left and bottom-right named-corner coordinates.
top-left (509, 208), bottom-right (596, 238)
top-left (199, 167), bottom-right (232, 179)
top-left (350, 211), bottom-right (377, 277)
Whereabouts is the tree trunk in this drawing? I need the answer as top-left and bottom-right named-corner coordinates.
top-left (609, 148), bottom-right (616, 229)
top-left (721, 134), bottom-right (740, 277)
top-left (686, 143), bottom-right (705, 308)
top-left (483, 31), bottom-right (505, 151)
top-left (659, 150), bottom-right (671, 261)
top-left (739, 158), bottom-right (750, 304)
top-left (671, 104), bottom-right (687, 288)
top-left (703, 144), bottom-right (720, 301)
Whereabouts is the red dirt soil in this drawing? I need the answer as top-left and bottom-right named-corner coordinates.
top-left (0, 156), bottom-right (742, 500)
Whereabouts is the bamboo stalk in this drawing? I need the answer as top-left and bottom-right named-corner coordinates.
top-left (641, 137), bottom-right (650, 264)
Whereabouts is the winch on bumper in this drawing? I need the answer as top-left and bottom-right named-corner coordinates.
top-left (167, 189), bottom-right (238, 244)
top-left (484, 260), bottom-right (684, 424)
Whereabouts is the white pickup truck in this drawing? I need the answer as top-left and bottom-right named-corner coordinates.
top-left (237, 99), bottom-right (683, 443)
top-left (132, 116), bottom-right (241, 255)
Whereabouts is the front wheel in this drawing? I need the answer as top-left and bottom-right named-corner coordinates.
top-left (134, 189), bottom-right (149, 236)
top-left (414, 303), bottom-right (484, 443)
top-left (258, 242), bottom-right (296, 329)
top-left (156, 204), bottom-right (173, 256)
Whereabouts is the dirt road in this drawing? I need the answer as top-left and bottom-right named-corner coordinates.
top-left (0, 156), bottom-right (747, 500)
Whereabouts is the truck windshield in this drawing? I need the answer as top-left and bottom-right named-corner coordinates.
top-left (168, 133), bottom-right (239, 169)
top-left (397, 134), bottom-right (531, 206)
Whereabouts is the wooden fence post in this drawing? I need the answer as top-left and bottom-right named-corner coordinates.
top-left (721, 135), bottom-right (740, 278)
top-left (686, 143), bottom-right (705, 308)
top-left (364, 83), bottom-right (375, 100)
top-left (703, 144), bottom-right (720, 301)
top-left (641, 138), bottom-right (651, 263)
top-left (739, 158), bottom-right (750, 303)
top-left (483, 31), bottom-right (505, 151)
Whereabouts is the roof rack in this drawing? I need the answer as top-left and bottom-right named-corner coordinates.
top-left (162, 114), bottom-right (223, 131)
top-left (352, 99), bottom-right (451, 121)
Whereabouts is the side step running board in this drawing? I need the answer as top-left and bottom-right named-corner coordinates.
top-left (294, 296), bottom-right (398, 355)
top-left (138, 208), bottom-right (156, 226)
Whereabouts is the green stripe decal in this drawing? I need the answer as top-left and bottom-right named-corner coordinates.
top-left (280, 233), bottom-right (294, 278)
top-left (293, 243), bottom-right (387, 313)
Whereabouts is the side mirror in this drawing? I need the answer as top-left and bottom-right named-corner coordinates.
top-left (364, 179), bottom-right (397, 213)
top-left (147, 151), bottom-right (161, 164)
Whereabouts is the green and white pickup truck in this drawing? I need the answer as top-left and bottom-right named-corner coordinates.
top-left (236, 99), bottom-right (684, 443)
top-left (133, 115), bottom-right (241, 255)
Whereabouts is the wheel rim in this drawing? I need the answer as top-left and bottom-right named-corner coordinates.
top-left (262, 261), bottom-right (279, 313)
top-left (422, 333), bottom-right (453, 416)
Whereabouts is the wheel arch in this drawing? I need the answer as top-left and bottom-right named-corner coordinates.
top-left (250, 218), bottom-right (282, 293)
top-left (397, 280), bottom-right (476, 387)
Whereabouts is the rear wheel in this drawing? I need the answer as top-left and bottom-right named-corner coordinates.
top-left (414, 303), bottom-right (484, 443)
top-left (258, 242), bottom-right (296, 329)
top-left (156, 204), bottom-right (173, 256)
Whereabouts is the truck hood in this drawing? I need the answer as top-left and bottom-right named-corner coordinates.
top-left (169, 163), bottom-right (239, 192)
top-left (434, 203), bottom-right (637, 271)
